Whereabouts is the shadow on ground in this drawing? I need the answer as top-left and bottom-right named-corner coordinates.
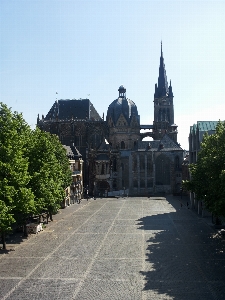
top-left (136, 196), bottom-right (225, 300)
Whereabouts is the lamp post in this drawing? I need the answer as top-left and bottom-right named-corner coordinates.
top-left (86, 185), bottom-right (89, 201)
top-left (94, 182), bottom-right (96, 200)
top-left (123, 186), bottom-right (125, 197)
top-left (72, 182), bottom-right (75, 204)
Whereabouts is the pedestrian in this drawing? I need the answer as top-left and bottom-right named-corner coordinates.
top-left (180, 202), bottom-right (183, 208)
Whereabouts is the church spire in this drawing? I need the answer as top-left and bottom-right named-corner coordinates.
top-left (155, 41), bottom-right (168, 98)
top-left (161, 40), bottom-right (163, 57)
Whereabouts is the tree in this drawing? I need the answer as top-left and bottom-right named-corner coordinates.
top-left (183, 121), bottom-right (225, 220)
top-left (27, 128), bottom-right (71, 221)
top-left (0, 201), bottom-right (15, 250)
top-left (0, 103), bottom-right (35, 249)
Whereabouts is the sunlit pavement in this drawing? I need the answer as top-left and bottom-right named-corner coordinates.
top-left (0, 196), bottom-right (224, 300)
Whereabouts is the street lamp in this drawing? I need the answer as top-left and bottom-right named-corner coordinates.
top-left (123, 186), bottom-right (125, 197)
top-left (86, 185), bottom-right (89, 201)
top-left (94, 182), bottom-right (96, 200)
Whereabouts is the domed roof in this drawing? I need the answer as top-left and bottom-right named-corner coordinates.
top-left (106, 86), bottom-right (139, 125)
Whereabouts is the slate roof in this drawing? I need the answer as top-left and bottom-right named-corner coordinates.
top-left (138, 134), bottom-right (182, 151)
top-left (45, 99), bottom-right (101, 121)
top-left (63, 145), bottom-right (82, 160)
top-left (98, 139), bottom-right (111, 151)
top-left (106, 97), bottom-right (139, 125)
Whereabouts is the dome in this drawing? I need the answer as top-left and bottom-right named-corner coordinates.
top-left (106, 86), bottom-right (139, 125)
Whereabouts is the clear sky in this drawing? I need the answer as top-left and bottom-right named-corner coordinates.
top-left (1, 0), bottom-right (225, 150)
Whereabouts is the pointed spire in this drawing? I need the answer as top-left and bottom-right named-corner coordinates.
top-left (155, 41), bottom-right (168, 97)
top-left (169, 79), bottom-right (173, 98)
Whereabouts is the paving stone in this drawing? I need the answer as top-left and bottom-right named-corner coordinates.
top-left (30, 257), bottom-right (92, 279)
top-left (0, 257), bottom-right (43, 278)
top-left (0, 196), bottom-right (224, 300)
top-left (6, 279), bottom-right (79, 300)
top-left (87, 258), bottom-right (143, 281)
top-left (53, 233), bottom-right (105, 259)
top-left (98, 233), bottom-right (143, 259)
top-left (75, 279), bottom-right (143, 300)
top-left (0, 279), bottom-right (20, 298)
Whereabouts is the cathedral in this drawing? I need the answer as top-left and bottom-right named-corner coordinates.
top-left (37, 43), bottom-right (183, 196)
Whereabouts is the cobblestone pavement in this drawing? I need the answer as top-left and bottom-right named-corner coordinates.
top-left (0, 196), bottom-right (225, 300)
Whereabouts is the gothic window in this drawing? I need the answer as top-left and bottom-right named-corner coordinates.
top-left (140, 179), bottom-right (145, 188)
top-left (133, 155), bottom-right (137, 171)
top-left (167, 108), bottom-right (170, 123)
top-left (155, 155), bottom-right (170, 185)
top-left (113, 179), bottom-right (117, 189)
top-left (175, 156), bottom-right (179, 169)
top-left (121, 141), bottom-right (125, 149)
top-left (147, 156), bottom-right (153, 173)
top-left (147, 179), bottom-right (153, 187)
top-left (133, 179), bottom-right (138, 188)
top-left (96, 164), bottom-right (100, 175)
top-left (113, 157), bottom-right (117, 171)
top-left (158, 109), bottom-right (162, 121)
top-left (163, 109), bottom-right (166, 121)
top-left (101, 164), bottom-right (104, 175)
top-left (140, 154), bottom-right (145, 170)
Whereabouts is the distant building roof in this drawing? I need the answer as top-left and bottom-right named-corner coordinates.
top-left (45, 99), bottom-right (102, 121)
top-left (196, 121), bottom-right (218, 131)
top-left (138, 134), bottom-right (182, 151)
top-left (63, 145), bottom-right (82, 160)
top-left (190, 121), bottom-right (219, 135)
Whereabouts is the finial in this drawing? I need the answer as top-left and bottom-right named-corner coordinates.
top-left (161, 41), bottom-right (162, 56)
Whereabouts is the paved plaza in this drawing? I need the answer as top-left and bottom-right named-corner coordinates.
top-left (0, 196), bottom-right (225, 300)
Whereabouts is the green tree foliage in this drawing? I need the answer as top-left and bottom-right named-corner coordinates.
top-left (0, 103), bottom-right (72, 249)
top-left (27, 128), bottom-right (72, 221)
top-left (183, 121), bottom-right (225, 219)
top-left (0, 103), bottom-right (35, 248)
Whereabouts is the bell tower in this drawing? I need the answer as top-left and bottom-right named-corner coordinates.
top-left (153, 42), bottom-right (177, 142)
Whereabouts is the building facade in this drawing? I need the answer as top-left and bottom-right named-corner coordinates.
top-left (62, 145), bottom-right (84, 207)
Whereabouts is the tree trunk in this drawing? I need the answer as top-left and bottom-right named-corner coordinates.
top-left (49, 210), bottom-right (53, 222)
top-left (1, 232), bottom-right (6, 250)
top-left (23, 222), bottom-right (28, 237)
top-left (215, 216), bottom-right (221, 225)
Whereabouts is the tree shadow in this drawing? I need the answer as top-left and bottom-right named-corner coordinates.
top-left (136, 196), bottom-right (225, 299)
top-left (0, 231), bottom-right (28, 254)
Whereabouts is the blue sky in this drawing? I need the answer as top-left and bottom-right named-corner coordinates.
top-left (1, 0), bottom-right (225, 150)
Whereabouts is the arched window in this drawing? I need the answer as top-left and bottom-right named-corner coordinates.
top-left (101, 164), bottom-right (104, 175)
top-left (155, 155), bottom-right (170, 185)
top-left (113, 157), bottom-right (117, 171)
top-left (121, 141), bottom-right (125, 149)
top-left (175, 156), bottom-right (179, 169)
